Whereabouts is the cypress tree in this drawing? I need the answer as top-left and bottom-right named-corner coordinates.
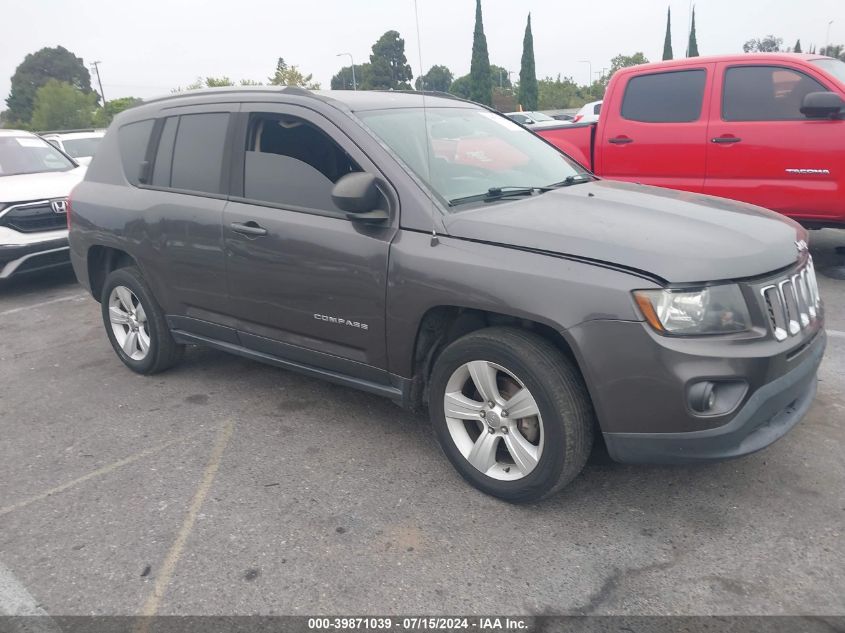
top-left (518, 13), bottom-right (538, 110)
top-left (794, 39), bottom-right (802, 53)
top-left (469, 0), bottom-right (493, 106)
top-left (687, 7), bottom-right (699, 57)
top-left (662, 7), bottom-right (673, 60)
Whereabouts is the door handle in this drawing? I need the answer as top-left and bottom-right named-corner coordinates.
top-left (230, 221), bottom-right (268, 237)
top-left (608, 136), bottom-right (633, 145)
top-left (711, 136), bottom-right (742, 144)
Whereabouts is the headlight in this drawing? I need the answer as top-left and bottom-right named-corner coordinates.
top-left (633, 285), bottom-right (751, 335)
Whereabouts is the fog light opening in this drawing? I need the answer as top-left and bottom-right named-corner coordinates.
top-left (690, 381), bottom-right (716, 413)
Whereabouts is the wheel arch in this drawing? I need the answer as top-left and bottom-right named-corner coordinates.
top-left (86, 245), bottom-right (138, 302)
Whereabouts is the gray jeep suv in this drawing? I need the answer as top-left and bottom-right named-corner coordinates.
top-left (68, 88), bottom-right (826, 502)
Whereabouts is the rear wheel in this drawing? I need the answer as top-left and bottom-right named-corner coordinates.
top-left (100, 266), bottom-right (183, 374)
top-left (429, 327), bottom-right (594, 502)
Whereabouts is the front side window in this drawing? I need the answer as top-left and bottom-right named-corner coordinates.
top-left (358, 107), bottom-right (587, 208)
top-left (723, 66), bottom-right (827, 121)
top-left (0, 135), bottom-right (76, 176)
top-left (242, 113), bottom-right (360, 211)
top-left (170, 113), bottom-right (229, 194)
top-left (621, 70), bottom-right (706, 123)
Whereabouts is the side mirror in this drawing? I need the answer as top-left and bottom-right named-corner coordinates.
top-left (800, 91), bottom-right (844, 119)
top-left (331, 172), bottom-right (388, 222)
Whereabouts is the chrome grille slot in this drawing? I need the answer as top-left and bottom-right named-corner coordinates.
top-left (759, 257), bottom-right (821, 342)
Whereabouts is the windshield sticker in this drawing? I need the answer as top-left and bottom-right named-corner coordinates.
top-left (16, 138), bottom-right (45, 148)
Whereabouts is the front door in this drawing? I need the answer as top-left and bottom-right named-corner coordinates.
top-left (704, 62), bottom-right (845, 224)
top-left (222, 104), bottom-right (397, 381)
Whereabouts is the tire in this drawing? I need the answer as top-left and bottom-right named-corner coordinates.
top-left (100, 266), bottom-right (184, 375)
top-left (428, 327), bottom-right (594, 503)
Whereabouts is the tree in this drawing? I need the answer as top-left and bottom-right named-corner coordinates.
top-left (662, 7), bottom-right (674, 60)
top-left (368, 31), bottom-right (413, 90)
top-left (518, 14), bottom-right (538, 110)
top-left (469, 0), bottom-right (493, 106)
top-left (821, 44), bottom-right (844, 59)
top-left (743, 35), bottom-right (783, 53)
top-left (537, 76), bottom-right (582, 109)
top-left (687, 7), bottom-right (699, 57)
top-left (415, 65), bottom-right (454, 92)
top-left (268, 58), bottom-right (320, 89)
top-left (30, 80), bottom-right (97, 130)
top-left (449, 74), bottom-right (472, 99)
top-left (331, 64), bottom-right (370, 90)
top-left (6, 46), bottom-right (94, 126)
top-left (793, 39), bottom-right (802, 53)
top-left (609, 52), bottom-right (649, 77)
top-left (93, 96), bottom-right (142, 126)
top-left (205, 76), bottom-right (235, 87)
top-left (490, 65), bottom-right (512, 89)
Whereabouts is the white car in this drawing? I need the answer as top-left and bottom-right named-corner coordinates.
top-left (41, 129), bottom-right (105, 166)
top-left (572, 100), bottom-right (602, 124)
top-left (504, 111), bottom-right (568, 129)
top-left (0, 130), bottom-right (86, 280)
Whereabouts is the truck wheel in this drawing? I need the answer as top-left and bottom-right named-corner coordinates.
top-left (100, 266), bottom-right (184, 375)
top-left (429, 327), bottom-right (594, 502)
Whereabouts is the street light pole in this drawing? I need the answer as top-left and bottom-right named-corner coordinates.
top-left (825, 21), bottom-right (834, 54)
top-left (91, 61), bottom-right (106, 107)
top-left (578, 60), bottom-right (592, 87)
top-left (336, 53), bottom-right (356, 90)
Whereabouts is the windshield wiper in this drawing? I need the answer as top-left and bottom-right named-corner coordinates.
top-left (449, 186), bottom-right (553, 207)
top-left (548, 174), bottom-right (595, 188)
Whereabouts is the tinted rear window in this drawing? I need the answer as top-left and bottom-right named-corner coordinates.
top-left (170, 113), bottom-right (229, 194)
top-left (118, 120), bottom-right (154, 185)
top-left (621, 70), bottom-right (706, 122)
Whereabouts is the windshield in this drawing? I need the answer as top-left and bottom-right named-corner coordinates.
top-left (0, 136), bottom-right (76, 176)
top-left (357, 107), bottom-right (588, 208)
top-left (811, 58), bottom-right (845, 84)
top-left (61, 137), bottom-right (102, 158)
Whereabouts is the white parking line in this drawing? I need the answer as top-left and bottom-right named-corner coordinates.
top-left (0, 562), bottom-right (61, 632)
top-left (0, 293), bottom-right (87, 318)
top-left (829, 329), bottom-right (845, 339)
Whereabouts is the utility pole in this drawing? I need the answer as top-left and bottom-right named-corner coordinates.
top-left (578, 60), bottom-right (592, 87)
top-left (91, 61), bottom-right (106, 107)
top-left (824, 20), bottom-right (834, 56)
top-left (336, 53), bottom-right (356, 90)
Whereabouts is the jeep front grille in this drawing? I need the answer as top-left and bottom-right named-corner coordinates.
top-left (760, 258), bottom-right (820, 342)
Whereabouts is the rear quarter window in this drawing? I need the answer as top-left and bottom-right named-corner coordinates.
top-left (621, 69), bottom-right (707, 123)
top-left (117, 120), bottom-right (154, 185)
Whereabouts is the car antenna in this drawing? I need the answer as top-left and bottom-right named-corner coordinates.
top-left (414, 0), bottom-right (439, 246)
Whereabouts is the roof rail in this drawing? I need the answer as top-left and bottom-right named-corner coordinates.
top-left (37, 128), bottom-right (99, 135)
top-left (139, 85), bottom-right (320, 106)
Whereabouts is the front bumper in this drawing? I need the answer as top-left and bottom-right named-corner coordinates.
top-left (603, 330), bottom-right (826, 463)
top-left (0, 230), bottom-right (70, 279)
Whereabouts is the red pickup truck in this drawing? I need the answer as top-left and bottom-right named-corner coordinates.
top-left (537, 54), bottom-right (845, 228)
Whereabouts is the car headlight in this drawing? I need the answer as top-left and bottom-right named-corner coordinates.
top-left (633, 285), bottom-right (751, 335)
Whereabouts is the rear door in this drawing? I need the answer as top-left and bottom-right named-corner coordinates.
top-left (598, 66), bottom-right (713, 192)
top-left (222, 103), bottom-right (397, 380)
top-left (704, 62), bottom-right (845, 223)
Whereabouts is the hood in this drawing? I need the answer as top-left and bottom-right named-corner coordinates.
top-left (444, 180), bottom-right (803, 283)
top-left (0, 167), bottom-right (86, 204)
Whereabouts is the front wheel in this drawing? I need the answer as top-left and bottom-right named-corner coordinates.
top-left (429, 327), bottom-right (594, 502)
top-left (100, 266), bottom-right (183, 375)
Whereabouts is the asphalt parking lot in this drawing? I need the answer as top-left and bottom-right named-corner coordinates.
top-left (1, 230), bottom-right (844, 618)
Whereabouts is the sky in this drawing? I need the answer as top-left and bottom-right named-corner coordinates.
top-left (1, 0), bottom-right (842, 105)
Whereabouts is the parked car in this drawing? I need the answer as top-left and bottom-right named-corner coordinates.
top-left (68, 88), bottom-right (825, 502)
top-left (504, 111), bottom-right (568, 128)
top-left (0, 130), bottom-right (85, 280)
top-left (41, 129), bottom-right (106, 166)
top-left (536, 54), bottom-right (845, 228)
top-left (572, 100), bottom-right (602, 123)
